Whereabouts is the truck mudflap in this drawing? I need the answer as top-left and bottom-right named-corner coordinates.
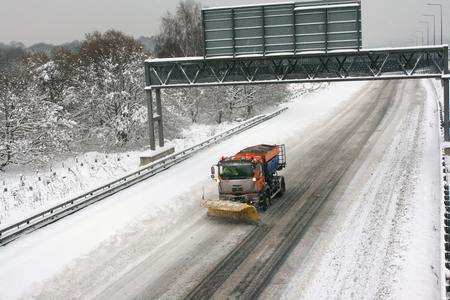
top-left (203, 200), bottom-right (259, 223)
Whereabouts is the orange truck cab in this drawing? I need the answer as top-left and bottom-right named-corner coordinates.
top-left (212, 144), bottom-right (286, 211)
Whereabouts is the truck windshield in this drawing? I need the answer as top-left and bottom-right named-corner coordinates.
top-left (219, 164), bottom-right (253, 180)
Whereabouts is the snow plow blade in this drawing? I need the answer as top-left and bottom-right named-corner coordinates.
top-left (205, 200), bottom-right (259, 224)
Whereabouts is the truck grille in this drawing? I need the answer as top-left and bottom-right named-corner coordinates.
top-left (232, 185), bottom-right (243, 193)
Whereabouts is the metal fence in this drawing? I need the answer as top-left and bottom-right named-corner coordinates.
top-left (203, 0), bottom-right (361, 57)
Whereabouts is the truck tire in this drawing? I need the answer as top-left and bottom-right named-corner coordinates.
top-left (276, 176), bottom-right (286, 198)
top-left (259, 196), bottom-right (267, 211)
top-left (260, 189), bottom-right (271, 211)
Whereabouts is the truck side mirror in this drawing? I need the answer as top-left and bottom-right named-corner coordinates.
top-left (210, 166), bottom-right (216, 179)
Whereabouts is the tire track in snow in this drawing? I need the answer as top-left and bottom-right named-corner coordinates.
top-left (186, 80), bottom-right (399, 299)
top-left (289, 80), bottom-right (427, 300)
top-left (373, 82), bottom-right (424, 299)
top-left (333, 81), bottom-right (423, 300)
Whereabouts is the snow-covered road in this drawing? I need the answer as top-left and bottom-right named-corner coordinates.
top-left (0, 79), bottom-right (442, 299)
top-left (262, 79), bottom-right (442, 299)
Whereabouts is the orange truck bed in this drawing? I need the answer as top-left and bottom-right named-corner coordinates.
top-left (233, 144), bottom-right (279, 163)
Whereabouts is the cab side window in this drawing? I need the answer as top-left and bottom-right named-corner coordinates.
top-left (255, 164), bottom-right (263, 176)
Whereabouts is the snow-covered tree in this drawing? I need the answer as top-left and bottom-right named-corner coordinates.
top-left (0, 22), bottom-right (298, 169)
top-left (156, 0), bottom-right (203, 57)
top-left (73, 30), bottom-right (150, 147)
top-left (0, 68), bottom-right (23, 169)
top-left (0, 60), bottom-right (74, 170)
top-left (29, 48), bottom-right (78, 105)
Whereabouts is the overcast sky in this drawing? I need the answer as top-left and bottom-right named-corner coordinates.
top-left (0, 0), bottom-right (448, 48)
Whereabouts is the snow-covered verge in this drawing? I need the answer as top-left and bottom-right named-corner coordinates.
top-left (0, 81), bottom-right (364, 300)
top-left (428, 76), bottom-right (449, 299)
top-left (275, 79), bottom-right (442, 299)
top-left (0, 121), bottom-right (240, 228)
top-left (400, 80), bottom-right (442, 299)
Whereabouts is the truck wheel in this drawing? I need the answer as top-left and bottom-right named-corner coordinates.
top-left (260, 191), bottom-right (270, 211)
top-left (277, 177), bottom-right (286, 198)
top-left (260, 197), bottom-right (268, 211)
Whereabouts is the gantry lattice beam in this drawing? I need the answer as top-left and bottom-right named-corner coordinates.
top-left (144, 45), bottom-right (448, 89)
top-left (143, 45), bottom-right (450, 148)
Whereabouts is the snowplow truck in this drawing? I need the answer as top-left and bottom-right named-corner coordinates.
top-left (206, 144), bottom-right (286, 223)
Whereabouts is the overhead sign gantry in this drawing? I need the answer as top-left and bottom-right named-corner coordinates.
top-left (144, 0), bottom-right (450, 150)
top-left (145, 45), bottom-right (447, 88)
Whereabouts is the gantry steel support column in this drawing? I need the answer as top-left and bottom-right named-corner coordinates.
top-left (144, 88), bottom-right (165, 150)
top-left (145, 89), bottom-right (156, 150)
top-left (155, 88), bottom-right (164, 147)
top-left (145, 64), bottom-right (165, 150)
